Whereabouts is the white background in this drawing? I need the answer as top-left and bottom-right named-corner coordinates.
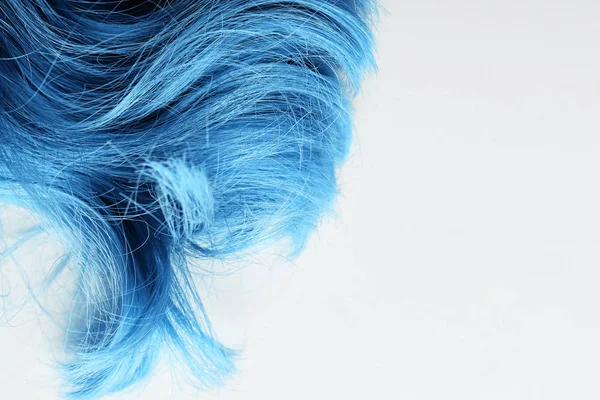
top-left (3, 1), bottom-right (600, 399)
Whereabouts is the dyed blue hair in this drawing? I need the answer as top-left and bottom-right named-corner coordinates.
top-left (0, 0), bottom-right (376, 398)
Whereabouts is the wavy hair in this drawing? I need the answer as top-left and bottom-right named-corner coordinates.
top-left (0, 0), bottom-right (376, 398)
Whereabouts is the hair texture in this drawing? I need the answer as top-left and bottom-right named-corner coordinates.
top-left (0, 0), bottom-right (376, 398)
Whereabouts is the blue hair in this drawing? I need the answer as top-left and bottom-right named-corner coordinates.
top-left (0, 0), bottom-right (376, 398)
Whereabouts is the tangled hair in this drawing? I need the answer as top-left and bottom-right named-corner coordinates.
top-left (0, 0), bottom-right (376, 398)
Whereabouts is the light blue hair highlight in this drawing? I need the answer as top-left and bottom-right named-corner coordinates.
top-left (0, 0), bottom-right (377, 398)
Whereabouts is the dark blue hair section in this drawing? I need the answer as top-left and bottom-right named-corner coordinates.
top-left (0, 0), bottom-right (376, 398)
